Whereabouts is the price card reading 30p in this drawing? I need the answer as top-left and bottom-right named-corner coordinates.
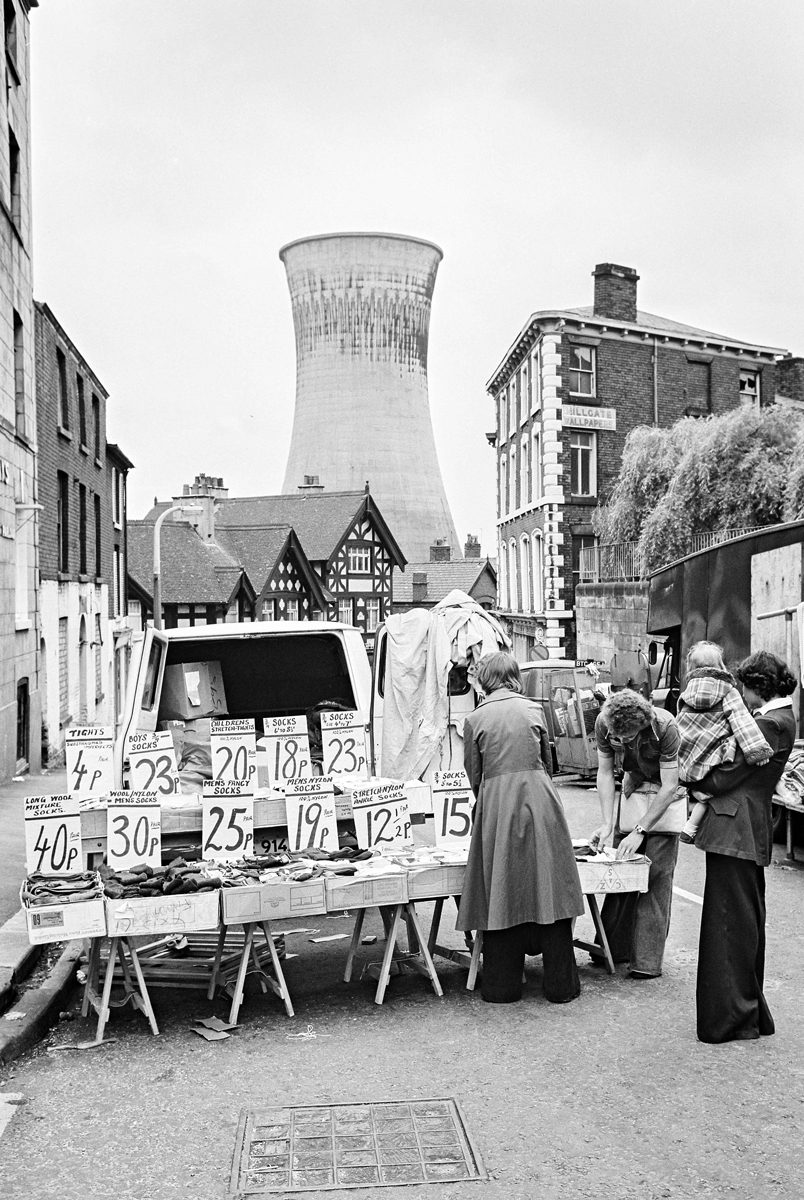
top-left (320, 710), bottom-right (369, 780)
top-left (65, 727), bottom-right (114, 803)
top-left (431, 770), bottom-right (475, 850)
top-left (127, 731), bottom-right (181, 796)
top-left (202, 781), bottom-right (254, 863)
top-left (106, 791), bottom-right (162, 871)
top-left (285, 775), bottom-right (339, 853)
top-left (351, 781), bottom-right (411, 853)
top-left (262, 716), bottom-right (312, 789)
top-left (24, 794), bottom-right (82, 876)
top-left (210, 718), bottom-right (256, 789)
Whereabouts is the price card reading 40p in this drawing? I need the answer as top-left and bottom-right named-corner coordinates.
top-left (106, 791), bottom-right (162, 871)
top-left (432, 771), bottom-right (475, 850)
top-left (285, 775), bottom-right (339, 853)
top-left (320, 710), bottom-right (369, 780)
top-left (262, 716), bottom-right (312, 789)
top-left (210, 718), bottom-right (256, 789)
top-left (127, 731), bottom-right (180, 797)
top-left (202, 781), bottom-right (254, 863)
top-left (65, 727), bottom-right (114, 801)
top-left (352, 781), bottom-right (411, 853)
top-left (24, 794), bottom-right (82, 876)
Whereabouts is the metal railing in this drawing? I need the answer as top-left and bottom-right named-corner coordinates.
top-left (579, 526), bottom-right (764, 583)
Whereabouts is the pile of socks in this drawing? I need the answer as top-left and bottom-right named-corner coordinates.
top-left (100, 858), bottom-right (222, 899)
top-left (22, 871), bottom-right (103, 907)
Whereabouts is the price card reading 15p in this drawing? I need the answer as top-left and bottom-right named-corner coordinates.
top-left (24, 794), bottom-right (82, 876)
top-left (201, 781), bottom-right (254, 862)
top-left (65, 726), bottom-right (114, 800)
top-left (106, 791), bottom-right (162, 871)
top-left (432, 770), bottom-right (475, 850)
top-left (321, 710), bottom-right (369, 780)
top-left (351, 781), bottom-right (411, 853)
top-left (210, 718), bottom-right (256, 789)
top-left (262, 716), bottom-right (312, 789)
top-left (284, 775), bottom-right (339, 853)
top-left (127, 731), bottom-right (180, 796)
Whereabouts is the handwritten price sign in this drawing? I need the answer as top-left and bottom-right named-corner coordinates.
top-left (24, 794), bottom-right (82, 875)
top-left (107, 791), bottom-right (162, 870)
top-left (321, 710), bottom-right (369, 779)
top-left (65, 726), bottom-right (114, 801)
top-left (285, 775), bottom-right (339, 853)
top-left (352, 781), bottom-right (411, 853)
top-left (431, 771), bottom-right (475, 850)
top-left (202, 782), bottom-right (254, 862)
top-left (210, 718), bottom-right (256, 790)
top-left (127, 731), bottom-right (180, 796)
top-left (262, 716), bottom-right (312, 789)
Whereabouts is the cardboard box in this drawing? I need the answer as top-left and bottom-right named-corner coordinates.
top-left (21, 875), bottom-right (107, 945)
top-left (406, 862), bottom-right (467, 900)
top-left (160, 661), bottom-right (227, 722)
top-left (576, 855), bottom-right (650, 895)
top-left (325, 870), bottom-right (408, 911)
top-left (105, 889), bottom-right (221, 936)
top-left (220, 877), bottom-right (327, 925)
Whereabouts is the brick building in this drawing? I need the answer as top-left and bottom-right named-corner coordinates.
top-left (487, 262), bottom-right (795, 660)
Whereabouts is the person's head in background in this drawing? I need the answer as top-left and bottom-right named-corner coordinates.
top-left (474, 651), bottom-right (523, 699)
top-left (601, 688), bottom-right (653, 746)
top-left (734, 650), bottom-right (797, 709)
top-left (686, 640), bottom-right (728, 675)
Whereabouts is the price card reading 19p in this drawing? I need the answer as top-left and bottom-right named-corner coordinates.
top-left (321, 710), bottom-right (369, 780)
top-left (106, 791), bottom-right (162, 871)
top-left (285, 775), bottom-right (339, 853)
top-left (262, 716), bottom-right (312, 790)
top-left (351, 781), bottom-right (411, 853)
top-left (201, 781), bottom-right (254, 862)
top-left (210, 718), bottom-right (256, 790)
top-left (24, 794), bottom-right (82, 876)
top-left (127, 731), bottom-right (181, 797)
top-left (432, 770), bottom-right (475, 850)
top-left (65, 726), bottom-right (114, 801)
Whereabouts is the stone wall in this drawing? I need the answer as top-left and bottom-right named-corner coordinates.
top-left (575, 580), bottom-right (650, 664)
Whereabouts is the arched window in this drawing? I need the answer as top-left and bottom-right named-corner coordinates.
top-left (532, 532), bottom-right (544, 612)
top-left (498, 539), bottom-right (508, 610)
top-left (520, 535), bottom-right (531, 612)
top-left (499, 455), bottom-right (507, 519)
top-left (508, 538), bottom-right (518, 612)
top-left (520, 434), bottom-right (529, 505)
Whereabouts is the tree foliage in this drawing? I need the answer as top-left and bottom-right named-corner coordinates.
top-left (592, 420), bottom-right (698, 544)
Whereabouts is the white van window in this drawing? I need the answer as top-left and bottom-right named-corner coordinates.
top-left (142, 641), bottom-right (164, 712)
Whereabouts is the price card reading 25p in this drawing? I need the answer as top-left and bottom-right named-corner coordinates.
top-left (432, 770), bottom-right (475, 850)
top-left (65, 727), bottom-right (114, 800)
top-left (352, 781), bottom-right (411, 853)
top-left (106, 791), bottom-right (161, 871)
top-left (127, 731), bottom-right (180, 796)
top-left (285, 775), bottom-right (339, 853)
top-left (202, 781), bottom-right (254, 862)
top-left (262, 716), bottom-right (312, 789)
top-left (210, 718), bottom-right (256, 789)
top-left (321, 710), bottom-right (369, 780)
top-left (24, 794), bottom-right (82, 876)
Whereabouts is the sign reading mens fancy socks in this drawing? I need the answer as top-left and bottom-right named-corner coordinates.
top-left (201, 780), bottom-right (255, 863)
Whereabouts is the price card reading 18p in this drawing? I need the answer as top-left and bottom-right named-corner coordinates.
top-left (65, 727), bottom-right (114, 801)
top-left (24, 794), bottom-right (82, 876)
top-left (127, 731), bottom-right (181, 797)
top-left (210, 718), bottom-right (256, 789)
top-left (321, 710), bottom-right (369, 780)
top-left (202, 781), bottom-right (254, 862)
top-left (106, 791), bottom-right (162, 871)
top-left (352, 781), bottom-right (411, 853)
top-left (432, 770), bottom-right (475, 850)
top-left (284, 775), bottom-right (339, 853)
top-left (262, 716), bottom-right (312, 789)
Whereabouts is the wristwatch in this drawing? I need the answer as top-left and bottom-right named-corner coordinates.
top-left (634, 824), bottom-right (647, 836)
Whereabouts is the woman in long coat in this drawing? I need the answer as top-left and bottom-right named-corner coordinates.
top-left (457, 652), bottom-right (584, 1004)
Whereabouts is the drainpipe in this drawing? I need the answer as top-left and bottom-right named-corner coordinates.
top-left (653, 338), bottom-right (659, 425)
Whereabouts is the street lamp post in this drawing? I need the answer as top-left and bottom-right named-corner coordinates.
top-left (152, 504), bottom-right (203, 629)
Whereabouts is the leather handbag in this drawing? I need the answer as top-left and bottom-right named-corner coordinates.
top-left (617, 781), bottom-right (687, 835)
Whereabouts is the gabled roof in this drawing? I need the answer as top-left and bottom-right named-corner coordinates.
top-left (217, 524), bottom-right (332, 608)
top-left (127, 521), bottom-right (248, 605)
top-left (392, 558), bottom-right (497, 604)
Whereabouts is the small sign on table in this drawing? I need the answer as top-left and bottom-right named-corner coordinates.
top-left (127, 731), bottom-right (181, 796)
top-left (285, 775), bottom-right (339, 853)
top-left (320, 710), bottom-right (369, 779)
top-left (24, 794), bottom-right (83, 875)
top-left (210, 718), bottom-right (256, 789)
top-left (202, 781), bottom-right (255, 862)
top-left (352, 781), bottom-right (411, 853)
top-left (262, 716), bottom-right (312, 789)
top-left (65, 726), bottom-right (114, 806)
top-left (431, 770), bottom-right (475, 850)
top-left (106, 790), bottom-right (162, 870)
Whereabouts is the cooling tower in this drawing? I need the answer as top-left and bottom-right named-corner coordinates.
top-left (279, 232), bottom-right (461, 562)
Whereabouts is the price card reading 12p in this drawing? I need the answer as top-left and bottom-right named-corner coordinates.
top-left (262, 716), bottom-right (312, 789)
top-left (284, 775), bottom-right (339, 853)
top-left (210, 718), bottom-right (256, 789)
top-left (127, 731), bottom-right (180, 796)
top-left (106, 791), bottom-right (162, 871)
top-left (431, 770), bottom-right (475, 850)
top-left (202, 781), bottom-right (254, 862)
top-left (24, 794), bottom-right (82, 876)
top-left (321, 710), bottom-right (369, 780)
top-left (65, 726), bottom-right (114, 801)
top-left (352, 781), bottom-right (411, 853)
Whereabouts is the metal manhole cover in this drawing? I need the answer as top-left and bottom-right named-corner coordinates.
top-left (229, 1099), bottom-right (486, 1193)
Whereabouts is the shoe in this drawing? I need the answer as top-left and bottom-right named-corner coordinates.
top-left (628, 969), bottom-right (660, 979)
top-left (679, 831), bottom-right (696, 844)
top-left (588, 953), bottom-right (627, 969)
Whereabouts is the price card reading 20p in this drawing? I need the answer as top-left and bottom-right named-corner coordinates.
top-left (202, 781), bottom-right (254, 863)
top-left (352, 781), bottom-right (411, 853)
top-left (432, 770), bottom-right (475, 850)
top-left (127, 731), bottom-right (180, 796)
top-left (24, 794), bottom-right (82, 876)
top-left (262, 716), bottom-right (312, 789)
top-left (210, 718), bottom-right (256, 789)
top-left (106, 791), bottom-right (162, 871)
top-left (65, 726), bottom-right (115, 801)
top-left (285, 775), bottom-right (339, 853)
top-left (321, 710), bottom-right (369, 780)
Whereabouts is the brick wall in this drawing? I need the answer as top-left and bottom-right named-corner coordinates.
top-left (575, 581), bottom-right (651, 663)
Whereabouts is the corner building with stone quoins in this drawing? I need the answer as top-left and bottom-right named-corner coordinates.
top-left (487, 262), bottom-right (803, 661)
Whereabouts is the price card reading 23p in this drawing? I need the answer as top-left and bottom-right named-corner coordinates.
top-left (127, 731), bottom-right (180, 796)
top-left (106, 791), bottom-right (162, 871)
top-left (211, 718), bottom-right (256, 788)
top-left (352, 781), bottom-right (411, 853)
top-left (202, 781), bottom-right (254, 863)
top-left (24, 794), bottom-right (82, 876)
top-left (65, 726), bottom-right (115, 800)
top-left (321, 710), bottom-right (369, 780)
top-left (432, 770), bottom-right (475, 850)
top-left (262, 716), bottom-right (312, 789)
top-left (285, 775), bottom-right (339, 853)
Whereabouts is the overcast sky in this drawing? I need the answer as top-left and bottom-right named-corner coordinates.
top-left (30, 1), bottom-right (804, 555)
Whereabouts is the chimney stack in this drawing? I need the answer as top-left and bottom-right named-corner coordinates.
top-left (464, 534), bottom-right (481, 559)
top-left (412, 571), bottom-right (428, 602)
top-left (298, 474), bottom-right (325, 492)
top-left (593, 263), bottom-right (639, 324)
top-left (430, 539), bottom-right (451, 562)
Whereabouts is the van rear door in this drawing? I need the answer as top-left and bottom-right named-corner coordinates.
top-left (113, 626), bottom-right (170, 784)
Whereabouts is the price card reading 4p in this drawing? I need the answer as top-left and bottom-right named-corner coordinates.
top-left (210, 718), bottom-right (256, 789)
top-left (201, 781), bottom-right (254, 863)
top-left (24, 794), bottom-right (82, 876)
top-left (432, 770), bottom-right (475, 850)
top-left (262, 716), bottom-right (312, 789)
top-left (352, 781), bottom-right (411, 853)
top-left (320, 710), bottom-right (369, 780)
top-left (106, 791), bottom-right (162, 871)
top-left (284, 775), bottom-right (339, 853)
top-left (65, 727), bottom-right (115, 801)
top-left (127, 731), bottom-right (181, 797)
